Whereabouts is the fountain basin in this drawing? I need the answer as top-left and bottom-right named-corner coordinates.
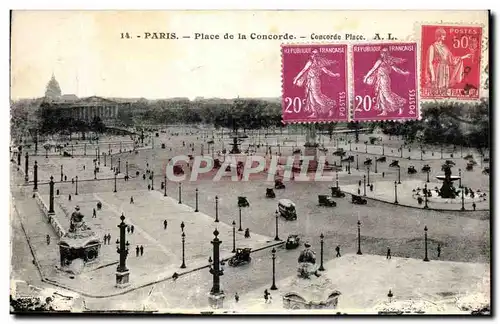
top-left (435, 175), bottom-right (460, 182)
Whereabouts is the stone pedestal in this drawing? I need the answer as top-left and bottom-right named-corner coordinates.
top-left (282, 276), bottom-right (341, 310)
top-left (208, 292), bottom-right (225, 309)
top-left (116, 270), bottom-right (130, 288)
top-left (303, 145), bottom-right (319, 172)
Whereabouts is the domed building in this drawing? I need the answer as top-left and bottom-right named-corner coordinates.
top-left (44, 73), bottom-right (62, 99)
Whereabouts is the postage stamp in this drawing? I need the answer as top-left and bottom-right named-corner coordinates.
top-left (281, 44), bottom-right (348, 123)
top-left (352, 42), bottom-right (418, 122)
top-left (420, 25), bottom-right (483, 100)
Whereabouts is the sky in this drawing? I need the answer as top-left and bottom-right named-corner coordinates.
top-left (10, 10), bottom-right (489, 100)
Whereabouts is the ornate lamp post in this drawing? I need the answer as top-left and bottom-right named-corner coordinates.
top-left (116, 214), bottom-right (130, 287)
top-left (423, 226), bottom-right (429, 262)
top-left (195, 188), bottom-right (199, 212)
top-left (394, 181), bottom-right (398, 204)
top-left (180, 232), bottom-right (186, 268)
top-left (459, 169), bottom-right (462, 188)
top-left (215, 195), bottom-right (219, 222)
top-left (113, 172), bottom-right (117, 193)
top-left (357, 220), bottom-right (362, 255)
top-left (48, 176), bottom-right (55, 215)
top-left (238, 206), bottom-right (243, 232)
top-left (208, 229), bottom-right (225, 308)
top-left (270, 248), bottom-right (278, 290)
top-left (356, 154), bottom-right (359, 170)
top-left (75, 175), bottom-right (78, 195)
top-left (319, 233), bottom-right (325, 271)
top-left (178, 182), bottom-right (182, 204)
top-left (398, 166), bottom-right (401, 184)
top-left (426, 169), bottom-right (430, 183)
top-left (24, 152), bottom-right (29, 182)
top-left (374, 158), bottom-right (378, 173)
top-left (33, 161), bottom-right (38, 192)
top-left (151, 171), bottom-right (154, 190)
top-left (363, 175), bottom-right (366, 196)
top-left (348, 160), bottom-right (351, 174)
top-left (274, 211), bottom-right (280, 240)
top-left (388, 290), bottom-right (393, 303)
top-left (335, 170), bottom-right (339, 188)
top-left (424, 183), bottom-right (429, 209)
top-left (126, 161), bottom-right (129, 178)
top-left (118, 158), bottom-right (121, 174)
top-left (164, 173), bottom-right (167, 197)
top-left (232, 220), bottom-right (236, 253)
top-left (461, 187), bottom-right (465, 211)
top-left (367, 166), bottom-right (370, 186)
top-left (104, 153), bottom-right (107, 167)
top-left (181, 221), bottom-right (185, 233)
top-left (382, 143), bottom-right (385, 156)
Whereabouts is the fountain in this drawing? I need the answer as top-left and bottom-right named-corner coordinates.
top-left (436, 164), bottom-right (459, 198)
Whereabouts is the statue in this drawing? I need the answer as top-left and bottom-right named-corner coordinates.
top-left (297, 242), bottom-right (321, 279)
top-left (69, 206), bottom-right (91, 233)
top-left (229, 137), bottom-right (241, 154)
top-left (439, 164), bottom-right (457, 198)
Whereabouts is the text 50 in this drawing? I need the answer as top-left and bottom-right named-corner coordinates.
top-left (284, 97), bottom-right (306, 113)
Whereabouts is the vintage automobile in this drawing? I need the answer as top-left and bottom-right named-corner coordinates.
top-left (376, 156), bottom-right (387, 162)
top-left (213, 159), bottom-right (222, 169)
top-left (351, 194), bottom-right (367, 205)
top-left (161, 143), bottom-right (166, 149)
top-left (341, 155), bottom-right (354, 163)
top-left (277, 199), bottom-right (297, 220)
top-left (330, 186), bottom-right (346, 198)
top-left (421, 164), bottom-right (431, 173)
top-left (318, 195), bottom-right (337, 207)
top-left (466, 162), bottom-right (474, 171)
top-left (319, 147), bottom-right (328, 153)
top-left (228, 248), bottom-right (252, 267)
top-left (285, 234), bottom-right (301, 250)
top-left (483, 167), bottom-right (490, 175)
top-left (407, 166), bottom-right (417, 174)
top-left (293, 148), bottom-right (302, 154)
top-left (445, 160), bottom-right (456, 166)
top-left (333, 148), bottom-right (346, 156)
top-left (266, 188), bottom-right (276, 198)
top-left (389, 160), bottom-right (399, 167)
top-left (173, 165), bottom-right (184, 175)
top-left (238, 196), bottom-right (250, 208)
top-left (275, 179), bottom-right (286, 190)
top-left (463, 154), bottom-right (473, 160)
top-left (364, 158), bottom-right (373, 166)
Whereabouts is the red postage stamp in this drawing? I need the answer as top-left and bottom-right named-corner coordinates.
top-left (281, 44), bottom-right (348, 123)
top-left (352, 42), bottom-right (418, 122)
top-left (420, 25), bottom-right (482, 100)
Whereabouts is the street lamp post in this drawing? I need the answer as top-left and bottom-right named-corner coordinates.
top-left (126, 161), bottom-right (129, 178)
top-left (180, 232), bottom-right (186, 268)
top-left (423, 226), bottom-right (429, 262)
top-left (357, 220), bottom-right (362, 255)
top-left (365, 142), bottom-right (368, 153)
top-left (75, 175), bottom-right (78, 195)
top-left (164, 173), bottom-right (167, 196)
top-left (367, 166), bottom-right (370, 186)
top-left (375, 158), bottom-right (378, 173)
top-left (270, 248), bottom-right (278, 290)
top-left (110, 155), bottom-right (113, 170)
top-left (336, 171), bottom-right (339, 188)
top-left (151, 171), bottom-right (154, 190)
top-left (398, 166), bottom-right (401, 184)
top-left (114, 172), bottom-right (117, 193)
top-left (440, 146), bottom-right (443, 159)
top-left (208, 229), bottom-right (225, 308)
top-left (232, 220), bottom-right (236, 253)
top-left (178, 182), bottom-right (182, 204)
top-left (274, 211), bottom-right (280, 240)
top-left (461, 187), bottom-right (465, 211)
top-left (194, 188), bottom-right (199, 212)
top-left (48, 176), bottom-right (55, 214)
top-left (239, 207), bottom-right (243, 232)
top-left (104, 153), bottom-right (107, 167)
top-left (426, 170), bottom-right (430, 183)
top-left (394, 181), bottom-right (398, 204)
top-left (363, 175), bottom-right (366, 196)
top-left (319, 233), bottom-right (325, 271)
top-left (118, 158), bottom-right (121, 174)
top-left (424, 183), bottom-right (429, 209)
top-left (459, 169), bottom-right (462, 188)
top-left (24, 152), bottom-right (29, 182)
top-left (356, 154), bottom-right (359, 170)
top-left (33, 161), bottom-right (38, 192)
top-left (116, 214), bottom-right (130, 287)
top-left (215, 195), bottom-right (219, 222)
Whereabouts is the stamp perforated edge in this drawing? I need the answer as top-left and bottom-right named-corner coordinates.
top-left (348, 41), bottom-right (421, 123)
top-left (412, 19), bottom-right (488, 104)
top-left (280, 42), bottom-right (350, 125)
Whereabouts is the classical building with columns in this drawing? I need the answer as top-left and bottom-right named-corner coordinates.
top-left (41, 74), bottom-right (129, 125)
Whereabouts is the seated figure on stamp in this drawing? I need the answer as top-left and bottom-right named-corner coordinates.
top-left (297, 242), bottom-right (321, 279)
top-left (363, 47), bottom-right (409, 116)
top-left (69, 205), bottom-right (91, 233)
top-left (293, 49), bottom-right (340, 119)
top-left (425, 28), bottom-right (473, 91)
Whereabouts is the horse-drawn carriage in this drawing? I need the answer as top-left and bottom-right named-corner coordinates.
top-left (330, 186), bottom-right (346, 198)
top-left (376, 156), bottom-right (386, 163)
top-left (351, 194), bottom-right (367, 205)
top-left (364, 158), bottom-right (373, 166)
top-left (228, 248), bottom-right (252, 267)
top-left (318, 195), bottom-right (337, 207)
top-left (285, 234), bottom-right (301, 250)
top-left (389, 160), bottom-right (399, 167)
top-left (408, 165), bottom-right (417, 174)
top-left (266, 188), bottom-right (276, 198)
top-left (275, 179), bottom-right (286, 189)
top-left (421, 164), bottom-right (431, 173)
top-left (238, 196), bottom-right (250, 208)
top-left (277, 199), bottom-right (297, 220)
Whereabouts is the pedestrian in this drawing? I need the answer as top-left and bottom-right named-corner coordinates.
top-left (83, 165), bottom-right (86, 170)
top-left (164, 219), bottom-right (168, 230)
top-left (69, 194), bottom-right (72, 201)
top-left (358, 180), bottom-right (362, 187)
top-left (127, 226), bottom-right (130, 234)
top-left (130, 196), bottom-right (134, 204)
top-left (107, 234), bottom-right (111, 244)
top-left (244, 228), bottom-right (250, 238)
top-left (103, 234), bottom-right (107, 244)
top-left (235, 292), bottom-right (239, 303)
top-left (472, 202), bottom-right (476, 211)
top-left (264, 289), bottom-right (270, 304)
top-left (143, 174), bottom-right (146, 180)
top-left (358, 188), bottom-right (361, 195)
top-left (46, 234), bottom-right (50, 245)
top-left (437, 244), bottom-right (441, 258)
top-left (93, 208), bottom-right (96, 218)
top-left (148, 184), bottom-right (151, 190)
top-left (136, 245), bottom-right (140, 257)
top-left (382, 172), bottom-right (385, 178)
top-left (370, 184), bottom-right (374, 192)
top-left (387, 248), bottom-right (391, 259)
top-left (72, 178), bottom-right (74, 184)
top-left (140, 245), bottom-right (144, 256)
top-left (335, 246), bottom-right (341, 257)
top-left (131, 225), bottom-right (135, 234)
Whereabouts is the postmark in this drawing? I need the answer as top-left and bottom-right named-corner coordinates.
top-left (281, 44), bottom-right (348, 123)
top-left (420, 25), bottom-right (482, 100)
top-left (352, 42), bottom-right (419, 122)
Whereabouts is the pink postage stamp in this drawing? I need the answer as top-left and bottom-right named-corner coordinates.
top-left (281, 44), bottom-right (348, 123)
top-left (420, 25), bottom-right (482, 100)
top-left (352, 42), bottom-right (418, 122)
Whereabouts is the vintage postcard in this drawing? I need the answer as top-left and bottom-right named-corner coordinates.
top-left (9, 10), bottom-right (490, 315)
